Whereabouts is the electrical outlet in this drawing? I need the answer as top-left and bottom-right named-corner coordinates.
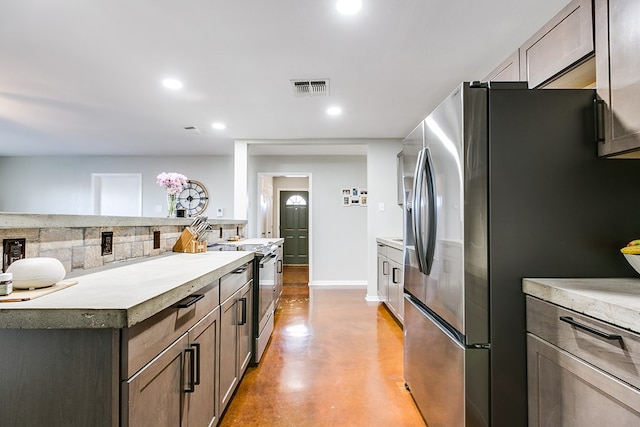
top-left (101, 232), bottom-right (113, 256)
top-left (3, 238), bottom-right (26, 272)
top-left (153, 231), bottom-right (161, 249)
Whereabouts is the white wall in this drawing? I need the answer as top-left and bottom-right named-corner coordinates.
top-left (366, 139), bottom-right (404, 300)
top-left (248, 155), bottom-right (367, 285)
top-left (0, 156), bottom-right (234, 217)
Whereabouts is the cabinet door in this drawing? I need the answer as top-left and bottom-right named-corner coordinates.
top-left (377, 250), bottom-right (389, 302)
top-left (595, 0), bottom-right (640, 157)
top-left (388, 260), bottom-right (403, 324)
top-left (219, 293), bottom-right (240, 411)
top-left (238, 279), bottom-right (253, 376)
top-left (527, 334), bottom-right (640, 426)
top-left (125, 334), bottom-right (188, 427)
top-left (185, 308), bottom-right (220, 427)
top-left (484, 50), bottom-right (521, 82)
top-left (520, 0), bottom-right (593, 88)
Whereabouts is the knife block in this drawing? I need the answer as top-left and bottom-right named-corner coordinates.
top-left (173, 228), bottom-right (207, 253)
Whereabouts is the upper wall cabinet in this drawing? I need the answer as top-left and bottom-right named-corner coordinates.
top-left (483, 50), bottom-right (521, 82)
top-left (595, 0), bottom-right (640, 158)
top-left (519, 0), bottom-right (594, 88)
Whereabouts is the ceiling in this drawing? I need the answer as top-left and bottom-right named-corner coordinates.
top-left (0, 0), bottom-right (571, 157)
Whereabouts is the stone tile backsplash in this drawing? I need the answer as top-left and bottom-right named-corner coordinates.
top-left (1, 223), bottom-right (245, 273)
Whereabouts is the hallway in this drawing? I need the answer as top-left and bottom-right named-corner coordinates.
top-left (219, 283), bottom-right (425, 426)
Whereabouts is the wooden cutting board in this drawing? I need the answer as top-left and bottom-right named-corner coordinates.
top-left (0, 280), bottom-right (79, 302)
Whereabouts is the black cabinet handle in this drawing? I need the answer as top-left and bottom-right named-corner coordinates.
top-left (594, 99), bottom-right (605, 143)
top-left (233, 266), bottom-right (248, 274)
top-left (174, 294), bottom-right (204, 308)
top-left (392, 267), bottom-right (400, 284)
top-left (184, 347), bottom-right (196, 393)
top-left (238, 297), bottom-right (247, 325)
top-left (191, 342), bottom-right (201, 386)
top-left (559, 316), bottom-right (622, 342)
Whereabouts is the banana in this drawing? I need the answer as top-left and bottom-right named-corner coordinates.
top-left (628, 239), bottom-right (640, 247)
top-left (621, 245), bottom-right (640, 255)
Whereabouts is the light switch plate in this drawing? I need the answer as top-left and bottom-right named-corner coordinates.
top-left (216, 208), bottom-right (223, 217)
top-left (378, 202), bottom-right (385, 212)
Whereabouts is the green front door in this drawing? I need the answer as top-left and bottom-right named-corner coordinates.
top-left (279, 191), bottom-right (309, 265)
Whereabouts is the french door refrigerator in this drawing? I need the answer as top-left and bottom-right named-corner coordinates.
top-left (402, 82), bottom-right (640, 427)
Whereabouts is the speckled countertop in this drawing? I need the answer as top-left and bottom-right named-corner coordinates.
top-left (0, 251), bottom-right (254, 329)
top-left (523, 278), bottom-right (640, 334)
top-left (376, 237), bottom-right (403, 251)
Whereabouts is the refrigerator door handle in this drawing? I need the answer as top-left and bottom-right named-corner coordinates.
top-left (412, 148), bottom-right (437, 275)
top-left (423, 148), bottom-right (437, 275)
top-left (412, 149), bottom-right (427, 274)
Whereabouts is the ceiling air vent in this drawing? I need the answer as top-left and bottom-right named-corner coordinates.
top-left (183, 126), bottom-right (202, 135)
top-left (291, 79), bottom-right (330, 97)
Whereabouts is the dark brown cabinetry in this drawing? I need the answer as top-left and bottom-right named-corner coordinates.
top-left (595, 0), bottom-right (640, 157)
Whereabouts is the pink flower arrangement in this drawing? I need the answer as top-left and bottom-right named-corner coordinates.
top-left (156, 172), bottom-right (188, 195)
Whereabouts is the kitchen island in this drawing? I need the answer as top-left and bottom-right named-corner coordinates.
top-left (0, 251), bottom-right (255, 426)
top-left (523, 278), bottom-right (640, 425)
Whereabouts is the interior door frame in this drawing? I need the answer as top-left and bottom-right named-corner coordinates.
top-left (278, 189), bottom-right (309, 265)
top-left (256, 173), bottom-right (312, 281)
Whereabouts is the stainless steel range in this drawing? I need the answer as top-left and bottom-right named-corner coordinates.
top-left (209, 240), bottom-right (282, 364)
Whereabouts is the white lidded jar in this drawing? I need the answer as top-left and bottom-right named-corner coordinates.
top-left (0, 272), bottom-right (13, 296)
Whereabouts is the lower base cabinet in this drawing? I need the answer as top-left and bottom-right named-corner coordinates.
top-left (219, 278), bottom-right (253, 411)
top-left (0, 261), bottom-right (253, 427)
top-left (526, 297), bottom-right (640, 426)
top-left (377, 241), bottom-right (404, 325)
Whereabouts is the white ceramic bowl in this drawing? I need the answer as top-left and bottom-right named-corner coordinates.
top-left (623, 254), bottom-right (640, 275)
top-left (6, 257), bottom-right (66, 289)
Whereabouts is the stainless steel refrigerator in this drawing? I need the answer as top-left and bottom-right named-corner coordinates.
top-left (402, 82), bottom-right (640, 427)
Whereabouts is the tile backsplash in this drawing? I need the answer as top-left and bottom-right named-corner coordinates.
top-left (1, 223), bottom-right (245, 273)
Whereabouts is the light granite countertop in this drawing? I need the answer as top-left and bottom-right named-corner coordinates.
top-left (0, 251), bottom-right (254, 329)
top-left (376, 237), bottom-right (403, 251)
top-left (523, 278), bottom-right (640, 334)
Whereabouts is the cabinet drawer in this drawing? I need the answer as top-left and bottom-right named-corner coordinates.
top-left (220, 262), bottom-right (252, 303)
top-left (376, 243), bottom-right (387, 257)
top-left (526, 296), bottom-right (640, 390)
top-left (527, 333), bottom-right (640, 426)
top-left (387, 246), bottom-right (403, 265)
top-left (123, 281), bottom-right (220, 378)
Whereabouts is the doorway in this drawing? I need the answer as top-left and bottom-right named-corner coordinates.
top-left (257, 174), bottom-right (311, 285)
top-left (91, 173), bottom-right (142, 216)
top-left (279, 190), bottom-right (309, 265)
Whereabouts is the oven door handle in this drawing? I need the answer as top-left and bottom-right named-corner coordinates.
top-left (259, 253), bottom-right (277, 266)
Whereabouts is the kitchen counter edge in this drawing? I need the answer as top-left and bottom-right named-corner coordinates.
top-left (376, 237), bottom-right (403, 251)
top-left (523, 277), bottom-right (640, 334)
top-left (0, 212), bottom-right (247, 229)
top-left (0, 251), bottom-right (255, 330)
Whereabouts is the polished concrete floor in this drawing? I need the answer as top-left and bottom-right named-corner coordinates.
top-left (218, 278), bottom-right (426, 426)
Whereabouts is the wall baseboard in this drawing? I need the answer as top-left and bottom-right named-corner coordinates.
top-left (365, 294), bottom-right (383, 302)
top-left (308, 280), bottom-right (367, 289)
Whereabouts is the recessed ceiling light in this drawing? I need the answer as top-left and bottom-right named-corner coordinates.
top-left (336, 0), bottom-right (362, 15)
top-left (327, 106), bottom-right (342, 116)
top-left (162, 78), bottom-right (183, 90)
top-left (211, 122), bottom-right (226, 130)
